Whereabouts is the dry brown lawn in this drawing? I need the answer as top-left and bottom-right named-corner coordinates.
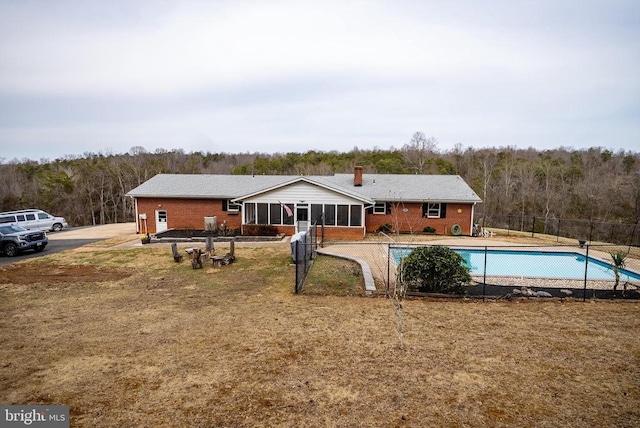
top-left (1, 241), bottom-right (639, 427)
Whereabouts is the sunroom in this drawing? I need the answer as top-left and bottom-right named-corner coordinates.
top-left (233, 177), bottom-right (374, 239)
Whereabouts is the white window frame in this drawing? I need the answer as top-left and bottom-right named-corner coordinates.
top-left (227, 201), bottom-right (241, 212)
top-left (373, 203), bottom-right (387, 214)
top-left (426, 203), bottom-right (441, 218)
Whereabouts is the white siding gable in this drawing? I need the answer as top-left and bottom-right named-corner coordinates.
top-left (244, 182), bottom-right (361, 205)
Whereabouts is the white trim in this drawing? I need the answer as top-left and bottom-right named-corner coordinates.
top-left (426, 202), bottom-right (441, 218)
top-left (373, 202), bottom-right (386, 214)
top-left (232, 176), bottom-right (374, 204)
top-left (227, 201), bottom-right (241, 212)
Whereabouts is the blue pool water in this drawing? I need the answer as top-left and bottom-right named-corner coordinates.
top-left (391, 248), bottom-right (640, 282)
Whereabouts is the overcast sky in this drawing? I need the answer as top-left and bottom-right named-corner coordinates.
top-left (1, 0), bottom-right (638, 162)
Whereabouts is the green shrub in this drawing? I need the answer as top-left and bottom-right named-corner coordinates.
top-left (243, 224), bottom-right (279, 236)
top-left (423, 226), bottom-right (436, 233)
top-left (399, 245), bottom-right (471, 294)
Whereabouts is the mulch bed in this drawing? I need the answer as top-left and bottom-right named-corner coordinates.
top-left (467, 283), bottom-right (640, 300)
top-left (155, 229), bottom-right (240, 238)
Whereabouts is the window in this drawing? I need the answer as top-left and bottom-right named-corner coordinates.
top-left (222, 200), bottom-right (241, 212)
top-left (245, 203), bottom-right (256, 224)
top-left (373, 203), bottom-right (387, 214)
top-left (283, 204), bottom-right (294, 225)
top-left (422, 203), bottom-right (447, 218)
top-left (302, 204), bottom-right (365, 227)
top-left (26, 214), bottom-right (35, 221)
top-left (427, 203), bottom-right (440, 218)
top-left (336, 205), bottom-right (350, 226)
top-left (0, 216), bottom-right (15, 224)
top-left (38, 213), bottom-right (48, 220)
top-left (324, 205), bottom-right (336, 226)
top-left (311, 204), bottom-right (323, 222)
top-left (270, 203), bottom-right (282, 225)
top-left (350, 205), bottom-right (362, 226)
top-left (257, 203), bottom-right (269, 224)
top-left (242, 202), bottom-right (364, 227)
top-left (16, 215), bottom-right (25, 221)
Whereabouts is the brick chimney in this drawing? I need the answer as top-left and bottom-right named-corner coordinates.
top-left (354, 166), bottom-right (363, 186)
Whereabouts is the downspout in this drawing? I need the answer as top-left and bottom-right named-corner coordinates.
top-left (240, 201), bottom-right (244, 236)
top-left (364, 203), bottom-right (375, 236)
top-left (362, 204), bottom-right (366, 238)
top-left (231, 198), bottom-right (245, 235)
top-left (470, 202), bottom-right (476, 237)
top-left (133, 198), bottom-right (140, 234)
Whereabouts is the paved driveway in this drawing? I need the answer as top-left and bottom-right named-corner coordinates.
top-left (0, 223), bottom-right (137, 265)
top-left (46, 223), bottom-right (137, 241)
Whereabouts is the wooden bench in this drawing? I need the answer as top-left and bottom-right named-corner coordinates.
top-left (211, 239), bottom-right (235, 267)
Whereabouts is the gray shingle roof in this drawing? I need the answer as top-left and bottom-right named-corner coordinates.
top-left (126, 173), bottom-right (481, 203)
top-left (324, 174), bottom-right (482, 202)
top-left (126, 174), bottom-right (300, 199)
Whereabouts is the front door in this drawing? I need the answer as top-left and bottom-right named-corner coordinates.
top-left (296, 205), bottom-right (309, 233)
top-left (156, 210), bottom-right (168, 233)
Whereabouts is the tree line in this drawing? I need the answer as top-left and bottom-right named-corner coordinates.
top-left (1, 134), bottom-right (638, 235)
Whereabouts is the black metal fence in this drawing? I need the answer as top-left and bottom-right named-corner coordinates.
top-left (315, 240), bottom-right (640, 300)
top-left (294, 221), bottom-right (318, 294)
top-left (389, 243), bottom-right (640, 300)
top-left (485, 215), bottom-right (640, 246)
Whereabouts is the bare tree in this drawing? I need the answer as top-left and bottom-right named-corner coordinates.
top-left (402, 132), bottom-right (439, 174)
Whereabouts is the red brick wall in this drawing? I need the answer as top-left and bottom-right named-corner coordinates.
top-left (263, 225), bottom-right (364, 240)
top-left (135, 198), bottom-right (366, 239)
top-left (135, 197), bottom-right (471, 237)
top-left (321, 227), bottom-right (366, 240)
top-left (365, 202), bottom-right (474, 235)
top-left (135, 198), bottom-right (242, 234)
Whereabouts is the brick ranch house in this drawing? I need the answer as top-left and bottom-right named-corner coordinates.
top-left (126, 167), bottom-right (482, 240)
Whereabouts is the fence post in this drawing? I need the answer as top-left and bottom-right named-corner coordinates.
top-left (387, 244), bottom-right (391, 297)
top-left (583, 244), bottom-right (589, 302)
top-left (531, 216), bottom-right (536, 238)
top-left (294, 239), bottom-right (300, 294)
top-left (482, 245), bottom-right (488, 302)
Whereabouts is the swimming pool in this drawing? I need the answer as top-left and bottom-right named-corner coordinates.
top-left (391, 247), bottom-right (640, 282)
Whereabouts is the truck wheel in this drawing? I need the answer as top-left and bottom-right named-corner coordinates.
top-left (52, 223), bottom-right (63, 232)
top-left (4, 243), bottom-right (18, 257)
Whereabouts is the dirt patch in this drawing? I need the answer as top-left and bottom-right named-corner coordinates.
top-left (0, 264), bottom-right (132, 284)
